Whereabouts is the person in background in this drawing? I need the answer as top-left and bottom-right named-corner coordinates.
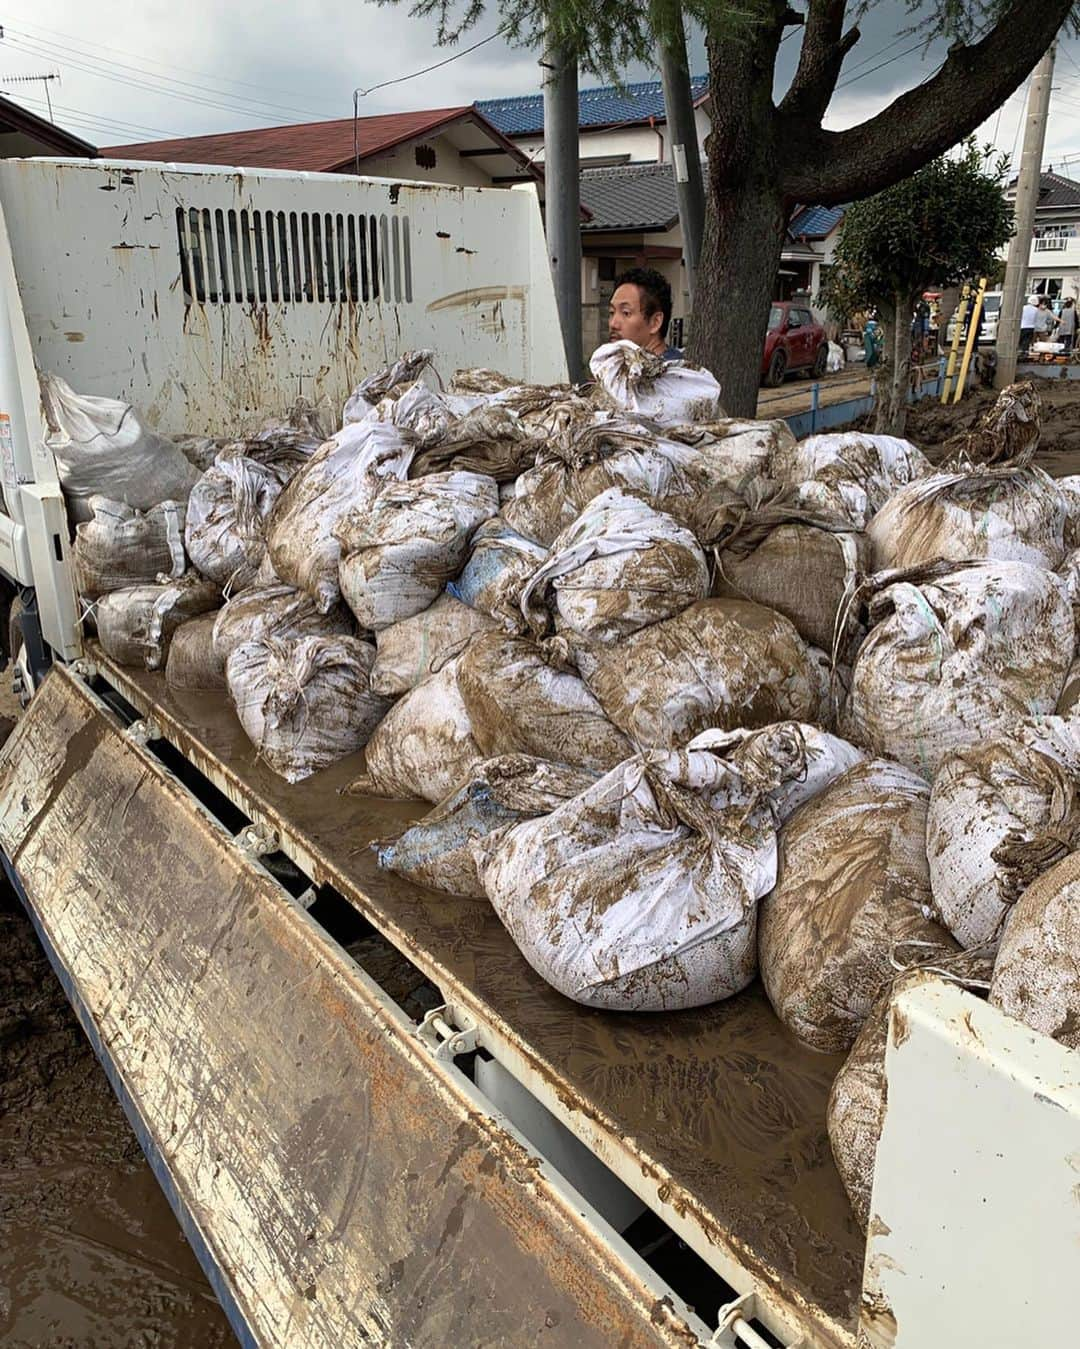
top-left (1020, 294), bottom-right (1039, 355)
top-left (864, 316), bottom-right (884, 369)
top-left (607, 267), bottom-right (683, 359)
top-left (1059, 297), bottom-right (1076, 354)
top-left (1033, 296), bottom-right (1057, 346)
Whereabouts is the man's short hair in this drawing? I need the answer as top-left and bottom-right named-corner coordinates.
top-left (613, 266), bottom-right (673, 340)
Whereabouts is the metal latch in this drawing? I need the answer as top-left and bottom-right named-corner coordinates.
top-left (235, 821), bottom-right (279, 858)
top-left (416, 1005), bottom-right (480, 1062)
top-left (712, 1293), bottom-right (799, 1348)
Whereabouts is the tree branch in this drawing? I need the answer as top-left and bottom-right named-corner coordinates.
top-left (778, 0), bottom-right (860, 123)
top-left (777, 0), bottom-right (1073, 206)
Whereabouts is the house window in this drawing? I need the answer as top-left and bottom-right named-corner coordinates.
top-left (1029, 276), bottom-right (1064, 298)
top-left (175, 205), bottom-right (412, 307)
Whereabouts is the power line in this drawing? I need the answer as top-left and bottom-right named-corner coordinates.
top-left (354, 25), bottom-right (507, 98)
top-left (836, 40), bottom-right (926, 89)
top-left (0, 10), bottom-right (329, 107)
top-left (4, 29), bottom-right (334, 126)
top-left (0, 89), bottom-right (179, 139)
top-left (840, 32), bottom-right (917, 79)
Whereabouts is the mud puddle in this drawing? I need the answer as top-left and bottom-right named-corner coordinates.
top-left (0, 882), bottom-right (235, 1347)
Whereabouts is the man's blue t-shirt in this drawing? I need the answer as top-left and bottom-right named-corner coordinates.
top-left (662, 345), bottom-right (683, 360)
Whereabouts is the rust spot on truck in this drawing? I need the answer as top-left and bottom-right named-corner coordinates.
top-left (64, 332), bottom-right (85, 342)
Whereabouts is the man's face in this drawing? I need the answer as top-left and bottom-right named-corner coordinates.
top-left (608, 283), bottom-right (663, 348)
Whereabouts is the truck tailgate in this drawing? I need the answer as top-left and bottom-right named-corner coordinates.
top-left (0, 666), bottom-right (716, 1348)
top-left (84, 648), bottom-right (864, 1347)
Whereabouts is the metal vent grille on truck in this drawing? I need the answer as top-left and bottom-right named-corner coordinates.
top-left (175, 206), bottom-right (413, 306)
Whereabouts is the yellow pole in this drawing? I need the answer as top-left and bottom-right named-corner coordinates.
top-left (953, 277), bottom-right (987, 404)
top-left (941, 282), bottom-right (971, 403)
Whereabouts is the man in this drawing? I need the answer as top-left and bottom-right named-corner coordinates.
top-left (1033, 296), bottom-right (1057, 345)
top-left (608, 267), bottom-right (683, 359)
top-left (1020, 295), bottom-right (1039, 355)
top-left (1058, 297), bottom-right (1076, 354)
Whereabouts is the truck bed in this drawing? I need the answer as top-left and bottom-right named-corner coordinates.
top-left (92, 646), bottom-right (864, 1346)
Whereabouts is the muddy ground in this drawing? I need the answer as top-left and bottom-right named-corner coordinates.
top-left (0, 793), bottom-right (235, 1347)
top-left (902, 376), bottom-right (1080, 475)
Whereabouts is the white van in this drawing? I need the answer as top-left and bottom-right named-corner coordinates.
top-left (945, 289), bottom-right (1002, 345)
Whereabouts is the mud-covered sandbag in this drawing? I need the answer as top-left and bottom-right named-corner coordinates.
top-left (335, 471), bottom-right (498, 629)
top-left (370, 593), bottom-right (497, 696)
top-left (521, 488), bottom-right (708, 645)
top-left (990, 851), bottom-right (1080, 1048)
top-left (41, 374), bottom-right (200, 522)
top-left (759, 759), bottom-right (955, 1053)
top-left (185, 456), bottom-right (282, 591)
top-left (705, 486), bottom-right (866, 652)
top-left (941, 379), bottom-right (1041, 468)
top-left (589, 340), bottom-right (723, 425)
top-left (1058, 655), bottom-right (1080, 718)
top-left (376, 755), bottom-right (598, 898)
top-left (828, 968), bottom-right (940, 1231)
top-left (769, 431), bottom-right (930, 529)
top-left (457, 631), bottom-right (633, 773)
top-left (95, 573), bottom-right (221, 671)
top-left (227, 635), bottom-right (387, 783)
top-left (165, 612), bottom-right (226, 690)
top-left (409, 403), bottom-right (541, 482)
top-left (266, 422), bottom-right (415, 613)
top-left (1056, 475), bottom-right (1080, 550)
top-left (73, 496), bottom-right (186, 599)
top-left (448, 517), bottom-right (548, 632)
top-left (473, 743), bottom-right (794, 1011)
top-left (844, 561), bottom-right (1073, 780)
top-left (342, 350), bottom-right (437, 423)
top-left (1057, 547), bottom-right (1080, 640)
top-left (927, 718), bottom-right (1080, 951)
top-left (576, 598), bottom-right (819, 751)
top-left (212, 584), bottom-right (352, 664)
top-left (173, 435), bottom-right (226, 472)
top-left (350, 656), bottom-right (482, 802)
top-left (663, 418), bottom-right (795, 490)
top-left (867, 466), bottom-right (1067, 572)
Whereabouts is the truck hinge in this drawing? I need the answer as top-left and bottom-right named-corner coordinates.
top-left (416, 1005), bottom-right (480, 1063)
top-left (125, 717), bottom-right (162, 746)
top-left (234, 821), bottom-right (279, 858)
top-left (69, 657), bottom-right (98, 683)
top-left (711, 1293), bottom-right (802, 1349)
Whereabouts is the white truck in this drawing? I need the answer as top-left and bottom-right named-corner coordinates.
top-left (0, 157), bottom-right (1076, 1349)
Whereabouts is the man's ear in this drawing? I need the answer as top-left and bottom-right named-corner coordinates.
top-left (648, 309), bottom-right (664, 337)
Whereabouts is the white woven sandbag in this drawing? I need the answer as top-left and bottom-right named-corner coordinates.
top-left (349, 656), bottom-right (483, 803)
top-left (576, 597), bottom-right (819, 751)
top-left (185, 456), bottom-right (282, 592)
top-left (589, 340), bottom-right (723, 425)
top-left (759, 759), bottom-right (956, 1052)
top-left (266, 421), bottom-right (415, 613)
top-left (770, 431), bottom-right (930, 529)
top-left (336, 471), bottom-right (498, 630)
top-left (844, 561), bottom-right (1073, 780)
top-left (212, 584), bottom-right (352, 664)
top-left (473, 744), bottom-right (782, 1012)
top-left (95, 573), bottom-right (221, 671)
top-left (227, 634), bottom-right (388, 783)
top-left (867, 466), bottom-right (1067, 572)
top-left (73, 496), bottom-right (186, 599)
top-left (927, 717), bottom-right (1080, 951)
top-left (165, 613), bottom-right (226, 691)
top-left (448, 517), bottom-right (548, 632)
top-left (457, 631), bottom-right (633, 773)
top-left (376, 755), bottom-right (598, 899)
top-left (1058, 655), bottom-right (1080, 718)
top-left (370, 593), bottom-right (497, 696)
top-left (41, 373), bottom-right (200, 522)
top-left (341, 350), bottom-right (437, 423)
top-left (659, 417), bottom-right (796, 496)
top-left (520, 488), bottom-right (708, 645)
top-left (990, 852), bottom-right (1080, 1048)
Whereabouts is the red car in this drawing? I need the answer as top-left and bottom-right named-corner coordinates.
top-left (762, 301), bottom-right (828, 386)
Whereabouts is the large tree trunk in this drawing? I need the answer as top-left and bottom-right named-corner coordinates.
top-left (874, 290), bottom-right (916, 436)
top-left (687, 5), bottom-right (788, 418)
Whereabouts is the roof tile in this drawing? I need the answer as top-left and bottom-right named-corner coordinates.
top-left (477, 75), bottom-right (709, 137)
top-left (580, 161), bottom-right (680, 233)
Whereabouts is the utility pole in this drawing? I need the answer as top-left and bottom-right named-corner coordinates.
top-left (541, 35), bottom-right (584, 382)
top-left (655, 1), bottom-right (705, 308)
top-left (995, 43), bottom-right (1055, 389)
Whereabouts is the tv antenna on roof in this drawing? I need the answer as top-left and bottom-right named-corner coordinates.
top-left (0, 71), bottom-right (61, 122)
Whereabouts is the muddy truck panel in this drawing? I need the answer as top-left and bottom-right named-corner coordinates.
top-left (0, 668), bottom-right (709, 1348)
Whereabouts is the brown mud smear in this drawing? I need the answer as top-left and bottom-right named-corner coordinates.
top-left (0, 883), bottom-right (235, 1348)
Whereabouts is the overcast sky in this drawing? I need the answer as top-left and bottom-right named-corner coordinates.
top-left (1, 1), bottom-right (1078, 178)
